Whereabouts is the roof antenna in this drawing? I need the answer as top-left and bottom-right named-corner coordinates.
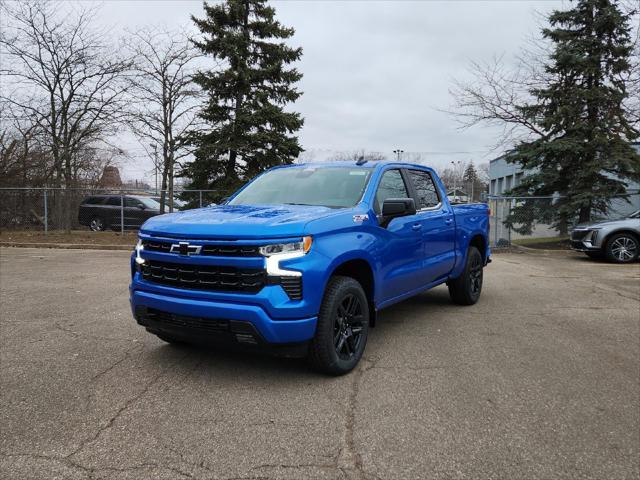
top-left (356, 155), bottom-right (368, 166)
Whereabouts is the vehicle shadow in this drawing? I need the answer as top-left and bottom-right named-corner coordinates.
top-left (141, 287), bottom-right (457, 378)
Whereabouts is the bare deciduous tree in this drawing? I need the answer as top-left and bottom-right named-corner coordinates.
top-left (0, 0), bottom-right (132, 230)
top-left (124, 27), bottom-right (201, 213)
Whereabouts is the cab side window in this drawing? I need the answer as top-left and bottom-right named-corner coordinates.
top-left (408, 170), bottom-right (440, 209)
top-left (374, 169), bottom-right (409, 214)
top-left (125, 197), bottom-right (142, 208)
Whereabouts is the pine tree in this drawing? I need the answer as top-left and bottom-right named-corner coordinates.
top-left (463, 162), bottom-right (484, 201)
top-left (507, 0), bottom-right (639, 230)
top-left (185, 0), bottom-right (304, 192)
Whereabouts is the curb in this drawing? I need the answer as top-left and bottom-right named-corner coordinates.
top-left (510, 243), bottom-right (577, 256)
top-left (0, 242), bottom-right (133, 251)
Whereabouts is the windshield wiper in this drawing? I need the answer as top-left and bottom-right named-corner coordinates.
top-left (283, 202), bottom-right (316, 206)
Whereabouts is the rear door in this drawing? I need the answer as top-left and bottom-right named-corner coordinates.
top-left (104, 196), bottom-right (123, 229)
top-left (405, 168), bottom-right (456, 282)
top-left (124, 197), bottom-right (147, 228)
top-left (374, 168), bottom-right (426, 301)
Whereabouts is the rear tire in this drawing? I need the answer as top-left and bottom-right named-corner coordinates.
top-left (89, 216), bottom-right (106, 231)
top-left (308, 276), bottom-right (369, 376)
top-left (605, 233), bottom-right (639, 264)
top-left (448, 246), bottom-right (484, 305)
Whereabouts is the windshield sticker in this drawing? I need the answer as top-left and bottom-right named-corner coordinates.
top-left (349, 171), bottom-right (367, 175)
top-left (353, 214), bottom-right (369, 223)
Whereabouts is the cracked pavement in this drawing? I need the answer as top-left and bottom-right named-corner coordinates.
top-left (1, 247), bottom-right (639, 479)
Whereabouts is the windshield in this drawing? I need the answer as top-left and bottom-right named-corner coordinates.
top-left (229, 167), bottom-right (373, 208)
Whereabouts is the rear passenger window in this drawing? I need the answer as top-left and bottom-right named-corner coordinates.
top-left (374, 169), bottom-right (409, 214)
top-left (408, 170), bottom-right (440, 209)
top-left (125, 197), bottom-right (142, 208)
top-left (105, 197), bottom-right (121, 206)
top-left (83, 196), bottom-right (103, 205)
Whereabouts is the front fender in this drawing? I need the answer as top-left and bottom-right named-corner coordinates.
top-left (280, 229), bottom-right (378, 315)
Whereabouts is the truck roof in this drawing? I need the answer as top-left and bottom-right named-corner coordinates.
top-left (282, 160), bottom-right (436, 173)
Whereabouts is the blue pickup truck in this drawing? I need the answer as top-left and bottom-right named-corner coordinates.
top-left (130, 161), bottom-right (490, 374)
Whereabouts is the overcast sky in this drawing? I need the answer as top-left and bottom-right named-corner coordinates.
top-left (94, 0), bottom-right (566, 181)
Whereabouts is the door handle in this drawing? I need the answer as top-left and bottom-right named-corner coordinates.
top-left (444, 218), bottom-right (453, 225)
top-left (412, 223), bottom-right (422, 231)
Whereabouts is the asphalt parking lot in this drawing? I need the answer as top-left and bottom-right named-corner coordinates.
top-left (1, 247), bottom-right (638, 480)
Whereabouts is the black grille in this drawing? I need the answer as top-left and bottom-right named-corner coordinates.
top-left (280, 277), bottom-right (303, 300)
top-left (146, 308), bottom-right (229, 334)
top-left (142, 239), bottom-right (260, 257)
top-left (141, 260), bottom-right (266, 293)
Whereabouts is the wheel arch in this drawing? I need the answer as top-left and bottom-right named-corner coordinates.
top-left (603, 229), bottom-right (639, 246)
top-left (328, 258), bottom-right (376, 327)
top-left (469, 233), bottom-right (487, 262)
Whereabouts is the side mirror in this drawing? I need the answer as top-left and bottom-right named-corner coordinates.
top-left (137, 203), bottom-right (146, 210)
top-left (380, 198), bottom-right (416, 227)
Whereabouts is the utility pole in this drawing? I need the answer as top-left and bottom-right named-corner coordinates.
top-left (393, 149), bottom-right (404, 161)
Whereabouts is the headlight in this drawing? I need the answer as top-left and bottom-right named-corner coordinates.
top-left (134, 239), bottom-right (145, 265)
top-left (259, 237), bottom-right (313, 257)
top-left (262, 236), bottom-right (312, 277)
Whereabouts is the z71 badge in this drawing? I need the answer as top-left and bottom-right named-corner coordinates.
top-left (353, 214), bottom-right (369, 223)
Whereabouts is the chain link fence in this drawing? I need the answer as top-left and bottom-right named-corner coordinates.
top-left (0, 188), bottom-right (232, 234)
top-left (489, 194), bottom-right (640, 248)
top-left (2, 189), bottom-right (638, 248)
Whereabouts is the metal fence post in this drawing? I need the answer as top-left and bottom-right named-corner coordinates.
top-left (493, 199), bottom-right (498, 248)
top-left (43, 188), bottom-right (48, 234)
top-left (199, 191), bottom-right (203, 208)
top-left (120, 194), bottom-right (124, 234)
top-left (507, 199), bottom-right (512, 246)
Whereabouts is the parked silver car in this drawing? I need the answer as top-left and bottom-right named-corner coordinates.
top-left (570, 210), bottom-right (640, 263)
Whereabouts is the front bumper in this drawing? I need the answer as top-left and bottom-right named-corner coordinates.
top-left (570, 229), bottom-right (601, 252)
top-left (130, 288), bottom-right (317, 345)
top-left (570, 241), bottom-right (600, 252)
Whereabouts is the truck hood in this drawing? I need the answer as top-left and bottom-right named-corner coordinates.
top-left (140, 204), bottom-right (337, 239)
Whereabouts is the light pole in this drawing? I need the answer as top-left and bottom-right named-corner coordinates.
top-left (450, 160), bottom-right (463, 202)
top-left (393, 149), bottom-right (404, 161)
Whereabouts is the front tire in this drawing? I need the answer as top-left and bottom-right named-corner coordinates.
top-left (605, 233), bottom-right (639, 263)
top-left (448, 246), bottom-right (484, 305)
top-left (308, 276), bottom-right (369, 376)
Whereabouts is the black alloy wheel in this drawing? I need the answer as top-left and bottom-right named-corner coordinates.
top-left (469, 250), bottom-right (483, 298)
top-left (448, 246), bottom-right (484, 305)
top-left (333, 293), bottom-right (366, 361)
top-left (308, 276), bottom-right (370, 375)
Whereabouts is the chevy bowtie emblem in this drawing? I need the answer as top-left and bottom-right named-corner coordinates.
top-left (170, 242), bottom-right (202, 256)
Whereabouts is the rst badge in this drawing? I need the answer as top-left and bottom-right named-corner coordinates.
top-left (352, 214), bottom-right (369, 223)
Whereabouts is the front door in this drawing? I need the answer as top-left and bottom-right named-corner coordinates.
top-left (374, 169), bottom-right (425, 303)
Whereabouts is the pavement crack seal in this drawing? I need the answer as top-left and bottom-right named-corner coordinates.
top-left (336, 359), bottom-right (377, 480)
top-left (64, 352), bottom-right (192, 470)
